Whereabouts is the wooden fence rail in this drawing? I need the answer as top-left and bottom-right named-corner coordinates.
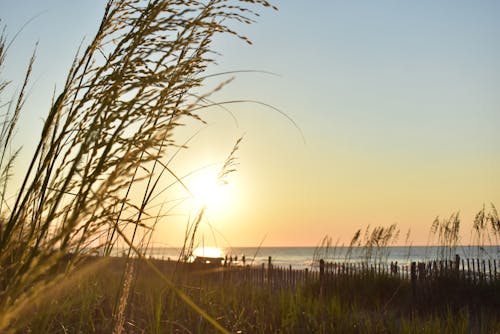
top-left (157, 254), bottom-right (499, 290)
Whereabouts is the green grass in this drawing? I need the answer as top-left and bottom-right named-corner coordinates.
top-left (13, 257), bottom-right (500, 333)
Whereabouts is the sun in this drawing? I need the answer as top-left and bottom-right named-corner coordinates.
top-left (188, 169), bottom-right (229, 214)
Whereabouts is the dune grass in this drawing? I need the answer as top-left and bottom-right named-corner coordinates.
top-left (0, 0), bottom-right (276, 332)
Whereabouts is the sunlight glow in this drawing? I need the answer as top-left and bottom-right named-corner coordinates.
top-left (193, 246), bottom-right (223, 259)
top-left (188, 169), bottom-right (229, 214)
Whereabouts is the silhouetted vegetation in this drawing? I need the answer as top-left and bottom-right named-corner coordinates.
top-left (15, 256), bottom-right (500, 333)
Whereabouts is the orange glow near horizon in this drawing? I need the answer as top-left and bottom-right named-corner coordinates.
top-left (3, 1), bottom-right (500, 249)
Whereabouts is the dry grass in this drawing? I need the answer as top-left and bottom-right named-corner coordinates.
top-left (13, 257), bottom-right (500, 333)
top-left (0, 1), bottom-right (275, 332)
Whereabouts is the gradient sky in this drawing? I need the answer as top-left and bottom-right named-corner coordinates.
top-left (1, 1), bottom-right (499, 247)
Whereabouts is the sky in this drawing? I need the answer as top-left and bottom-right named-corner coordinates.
top-left (1, 1), bottom-right (499, 247)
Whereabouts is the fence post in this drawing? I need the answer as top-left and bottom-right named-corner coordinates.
top-left (461, 259), bottom-right (465, 279)
top-left (476, 258), bottom-right (480, 283)
top-left (488, 259), bottom-right (492, 283)
top-left (482, 260), bottom-right (486, 282)
top-left (411, 262), bottom-right (417, 299)
top-left (472, 259), bottom-right (476, 284)
top-left (268, 256), bottom-right (272, 285)
top-left (467, 258), bottom-right (471, 282)
top-left (455, 254), bottom-right (460, 277)
top-left (319, 259), bottom-right (325, 284)
top-left (319, 259), bottom-right (325, 296)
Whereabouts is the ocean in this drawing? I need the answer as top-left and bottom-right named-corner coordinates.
top-left (141, 245), bottom-right (500, 270)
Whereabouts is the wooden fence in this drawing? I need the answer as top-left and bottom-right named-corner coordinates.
top-left (152, 254), bottom-right (499, 289)
top-left (319, 255), bottom-right (499, 284)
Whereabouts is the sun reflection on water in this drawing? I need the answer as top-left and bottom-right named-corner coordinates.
top-left (192, 246), bottom-right (223, 259)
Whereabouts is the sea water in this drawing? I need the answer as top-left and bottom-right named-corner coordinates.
top-left (143, 245), bottom-right (500, 269)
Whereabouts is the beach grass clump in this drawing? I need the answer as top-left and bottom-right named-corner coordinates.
top-left (470, 204), bottom-right (500, 257)
top-left (312, 223), bottom-right (400, 266)
top-left (425, 204), bottom-right (500, 259)
top-left (0, 0), bottom-right (275, 331)
top-left (427, 212), bottom-right (461, 259)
